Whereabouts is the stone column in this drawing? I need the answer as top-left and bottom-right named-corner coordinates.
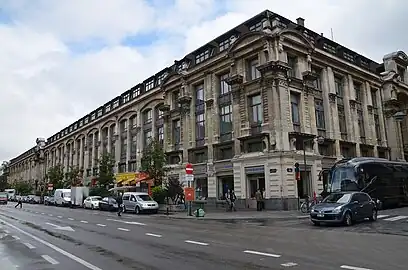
top-left (179, 94), bottom-right (192, 163)
top-left (225, 74), bottom-right (243, 156)
top-left (385, 116), bottom-right (404, 160)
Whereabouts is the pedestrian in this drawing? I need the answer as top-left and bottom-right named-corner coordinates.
top-left (117, 193), bottom-right (123, 217)
top-left (229, 190), bottom-right (237, 212)
top-left (15, 197), bottom-right (23, 208)
top-left (255, 189), bottom-right (262, 211)
top-left (262, 188), bottom-right (266, 210)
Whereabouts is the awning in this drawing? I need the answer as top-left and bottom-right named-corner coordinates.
top-left (115, 173), bottom-right (136, 184)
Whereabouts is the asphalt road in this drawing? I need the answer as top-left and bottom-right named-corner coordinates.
top-left (0, 204), bottom-right (406, 270)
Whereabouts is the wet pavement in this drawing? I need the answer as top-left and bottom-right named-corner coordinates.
top-left (0, 203), bottom-right (407, 270)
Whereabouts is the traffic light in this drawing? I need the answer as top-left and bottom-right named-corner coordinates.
top-left (294, 163), bottom-right (301, 181)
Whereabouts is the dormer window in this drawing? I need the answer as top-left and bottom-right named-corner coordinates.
top-left (105, 104), bottom-right (111, 112)
top-left (123, 93), bottom-right (130, 103)
top-left (84, 117), bottom-right (89, 124)
top-left (132, 87), bottom-right (140, 98)
top-left (91, 113), bottom-right (96, 120)
top-left (97, 109), bottom-right (103, 117)
top-left (69, 126), bottom-right (72, 132)
top-left (145, 79), bottom-right (154, 91)
top-left (113, 100), bottom-right (119, 108)
top-left (343, 52), bottom-right (354, 62)
top-left (249, 21), bottom-right (262, 32)
top-left (219, 39), bottom-right (230, 52)
top-left (323, 43), bottom-right (336, 54)
top-left (74, 123), bottom-right (78, 130)
top-left (157, 73), bottom-right (167, 85)
top-left (79, 120), bottom-right (83, 127)
top-left (195, 49), bottom-right (211, 64)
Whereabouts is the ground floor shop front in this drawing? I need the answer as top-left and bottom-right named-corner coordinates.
top-left (171, 152), bottom-right (336, 211)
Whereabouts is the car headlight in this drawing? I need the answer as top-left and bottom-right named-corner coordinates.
top-left (333, 206), bottom-right (343, 214)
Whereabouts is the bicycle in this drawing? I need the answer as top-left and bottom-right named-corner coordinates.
top-left (300, 196), bottom-right (318, 213)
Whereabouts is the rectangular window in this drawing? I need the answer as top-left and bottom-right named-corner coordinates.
top-left (311, 67), bottom-right (321, 89)
top-left (250, 94), bottom-right (263, 124)
top-left (113, 100), bottom-right (119, 108)
top-left (323, 43), bottom-right (336, 54)
top-left (343, 52), bottom-right (355, 62)
top-left (84, 117), bottom-right (89, 124)
top-left (172, 91), bottom-right (180, 109)
top-left (195, 113), bottom-right (205, 143)
top-left (130, 135), bottom-right (137, 159)
top-left (220, 74), bottom-right (231, 95)
top-left (374, 114), bottom-right (381, 141)
top-left (338, 106), bottom-right (347, 134)
top-left (249, 22), bottom-right (262, 32)
top-left (358, 110), bottom-right (365, 138)
top-left (173, 120), bottom-right (181, 146)
top-left (145, 79), bottom-right (154, 91)
top-left (334, 77), bottom-right (343, 97)
top-left (123, 93), bottom-right (130, 103)
top-left (195, 49), bottom-right (210, 64)
top-left (220, 104), bottom-right (232, 138)
top-left (97, 109), bottom-right (103, 117)
top-left (314, 99), bottom-right (325, 129)
top-left (132, 87), bottom-right (140, 98)
top-left (143, 109), bottom-right (152, 124)
top-left (143, 130), bottom-right (152, 147)
top-left (287, 55), bottom-right (297, 78)
top-left (354, 82), bottom-right (362, 102)
top-left (219, 39), bottom-right (230, 52)
top-left (157, 73), bottom-right (167, 85)
top-left (248, 58), bottom-right (260, 80)
top-left (120, 137), bottom-right (127, 160)
top-left (105, 104), bottom-right (111, 113)
top-left (157, 126), bottom-right (164, 145)
top-left (371, 89), bottom-right (378, 107)
top-left (291, 93), bottom-right (300, 124)
top-left (91, 113), bottom-right (96, 120)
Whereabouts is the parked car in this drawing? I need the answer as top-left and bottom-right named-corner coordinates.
top-left (54, 189), bottom-right (71, 206)
top-left (0, 192), bottom-right (8, 205)
top-left (98, 197), bottom-right (119, 212)
top-left (122, 192), bottom-right (159, 214)
top-left (310, 191), bottom-right (378, 226)
top-left (44, 196), bottom-right (55, 206)
top-left (83, 196), bottom-right (102, 209)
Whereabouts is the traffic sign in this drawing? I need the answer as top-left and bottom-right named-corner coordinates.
top-left (185, 163), bottom-right (193, 175)
top-left (184, 187), bottom-right (195, 201)
top-left (48, 183), bottom-right (54, 191)
top-left (185, 174), bottom-right (194, 183)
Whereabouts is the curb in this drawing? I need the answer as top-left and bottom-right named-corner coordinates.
top-left (157, 214), bottom-right (309, 223)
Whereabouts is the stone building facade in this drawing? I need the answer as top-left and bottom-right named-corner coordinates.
top-left (7, 10), bottom-right (408, 210)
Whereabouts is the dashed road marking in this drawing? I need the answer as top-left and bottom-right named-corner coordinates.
top-left (4, 230), bottom-right (9, 234)
top-left (57, 216), bottom-right (62, 218)
top-left (243, 250), bottom-right (281, 258)
top-left (68, 218), bottom-right (74, 221)
top-left (48, 214), bottom-right (53, 217)
top-left (12, 235), bottom-right (20, 240)
top-left (0, 218), bottom-right (102, 270)
top-left (281, 262), bottom-right (298, 267)
top-left (80, 221), bottom-right (88, 224)
top-left (146, 233), bottom-right (162, 238)
top-left (184, 240), bottom-right (209, 246)
top-left (23, 242), bottom-right (36, 249)
top-left (377, 214), bottom-right (389, 219)
top-left (117, 228), bottom-right (130, 232)
top-left (107, 218), bottom-right (146, 226)
top-left (41, 255), bottom-right (59, 265)
top-left (383, 215), bottom-right (408, 221)
top-left (340, 265), bottom-right (373, 270)
top-left (96, 224), bottom-right (106, 227)
top-left (41, 213), bottom-right (45, 215)
top-left (35, 212), bottom-right (39, 214)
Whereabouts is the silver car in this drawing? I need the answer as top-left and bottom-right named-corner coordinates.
top-left (122, 192), bottom-right (159, 214)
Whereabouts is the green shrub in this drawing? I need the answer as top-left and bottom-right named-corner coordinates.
top-left (89, 186), bottom-right (111, 197)
top-left (152, 186), bottom-right (166, 204)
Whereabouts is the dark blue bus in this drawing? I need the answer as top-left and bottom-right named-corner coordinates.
top-left (321, 157), bottom-right (408, 208)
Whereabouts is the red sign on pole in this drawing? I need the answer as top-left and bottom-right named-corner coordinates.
top-left (185, 163), bottom-right (193, 175)
top-left (184, 187), bottom-right (195, 201)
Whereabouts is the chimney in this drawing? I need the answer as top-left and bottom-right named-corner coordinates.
top-left (296, 17), bottom-right (305, 27)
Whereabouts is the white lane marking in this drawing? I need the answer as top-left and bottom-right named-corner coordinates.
top-left (4, 230), bottom-right (9, 234)
top-left (35, 212), bottom-right (39, 214)
top-left (377, 214), bottom-right (389, 219)
top-left (106, 218), bottom-right (146, 226)
top-left (383, 215), bottom-right (408, 221)
top-left (48, 214), bottom-right (53, 217)
top-left (117, 228), bottom-right (130, 232)
top-left (281, 262), bottom-right (298, 267)
top-left (184, 240), bottom-right (209, 246)
top-left (41, 255), bottom-right (59, 265)
top-left (96, 224), bottom-right (106, 227)
top-left (23, 242), bottom-right (36, 249)
top-left (146, 233), bottom-right (162, 238)
top-left (57, 216), bottom-right (62, 218)
top-left (243, 250), bottom-right (281, 258)
top-left (68, 218), bottom-right (74, 221)
top-left (0, 218), bottom-right (102, 270)
top-left (41, 213), bottom-right (45, 215)
top-left (340, 265), bottom-right (373, 270)
top-left (80, 221), bottom-right (88, 224)
top-left (12, 235), bottom-right (20, 240)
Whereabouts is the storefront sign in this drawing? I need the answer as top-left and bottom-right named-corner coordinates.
top-left (245, 166), bottom-right (265, 174)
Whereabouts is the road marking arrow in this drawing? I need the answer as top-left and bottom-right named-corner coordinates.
top-left (106, 219), bottom-right (146, 226)
top-left (45, 223), bottom-right (75, 232)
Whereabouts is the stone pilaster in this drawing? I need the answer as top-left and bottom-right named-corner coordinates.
top-left (225, 74), bottom-right (243, 156)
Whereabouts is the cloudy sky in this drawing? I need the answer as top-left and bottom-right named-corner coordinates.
top-left (0, 0), bottom-right (406, 162)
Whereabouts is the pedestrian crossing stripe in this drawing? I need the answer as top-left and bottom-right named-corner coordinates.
top-left (376, 215), bottom-right (390, 219)
top-left (382, 215), bottom-right (408, 221)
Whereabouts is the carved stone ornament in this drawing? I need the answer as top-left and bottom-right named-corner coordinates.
top-left (225, 74), bottom-right (243, 86)
top-left (367, 105), bottom-right (373, 114)
top-left (302, 71), bottom-right (318, 88)
top-left (205, 99), bottom-right (214, 108)
top-left (328, 93), bottom-right (336, 103)
top-left (159, 104), bottom-right (170, 112)
top-left (380, 70), bottom-right (399, 83)
top-left (349, 99), bottom-right (357, 109)
top-left (257, 60), bottom-right (290, 77)
top-left (231, 85), bottom-right (242, 101)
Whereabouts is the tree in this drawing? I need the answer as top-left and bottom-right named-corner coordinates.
top-left (165, 177), bottom-right (183, 203)
top-left (47, 164), bottom-right (64, 189)
top-left (64, 166), bottom-right (82, 187)
top-left (97, 153), bottom-right (115, 188)
top-left (140, 139), bottom-right (170, 186)
top-left (14, 181), bottom-right (32, 196)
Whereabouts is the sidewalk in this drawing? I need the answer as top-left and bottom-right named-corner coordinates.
top-left (158, 210), bottom-right (309, 223)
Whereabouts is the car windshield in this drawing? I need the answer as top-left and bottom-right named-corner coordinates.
top-left (137, 195), bottom-right (154, 201)
top-left (93, 197), bottom-right (101, 201)
top-left (0, 193), bottom-right (7, 198)
top-left (323, 193), bottom-right (352, 204)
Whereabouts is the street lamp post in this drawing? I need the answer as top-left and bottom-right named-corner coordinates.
top-left (302, 136), bottom-right (325, 212)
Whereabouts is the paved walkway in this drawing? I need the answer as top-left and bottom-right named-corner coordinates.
top-left (159, 210), bottom-right (309, 222)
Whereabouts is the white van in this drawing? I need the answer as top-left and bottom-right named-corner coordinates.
top-left (54, 189), bottom-right (71, 206)
top-left (122, 192), bottom-right (159, 214)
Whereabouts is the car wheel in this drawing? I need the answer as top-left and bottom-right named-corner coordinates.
top-left (135, 206), bottom-right (140, 215)
top-left (344, 211), bottom-right (353, 226)
top-left (91, 205), bottom-right (94, 210)
top-left (312, 221), bottom-right (320, 226)
top-left (369, 209), bottom-right (378, 221)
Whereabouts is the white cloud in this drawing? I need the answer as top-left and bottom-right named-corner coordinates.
top-left (1, 0), bottom-right (407, 161)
